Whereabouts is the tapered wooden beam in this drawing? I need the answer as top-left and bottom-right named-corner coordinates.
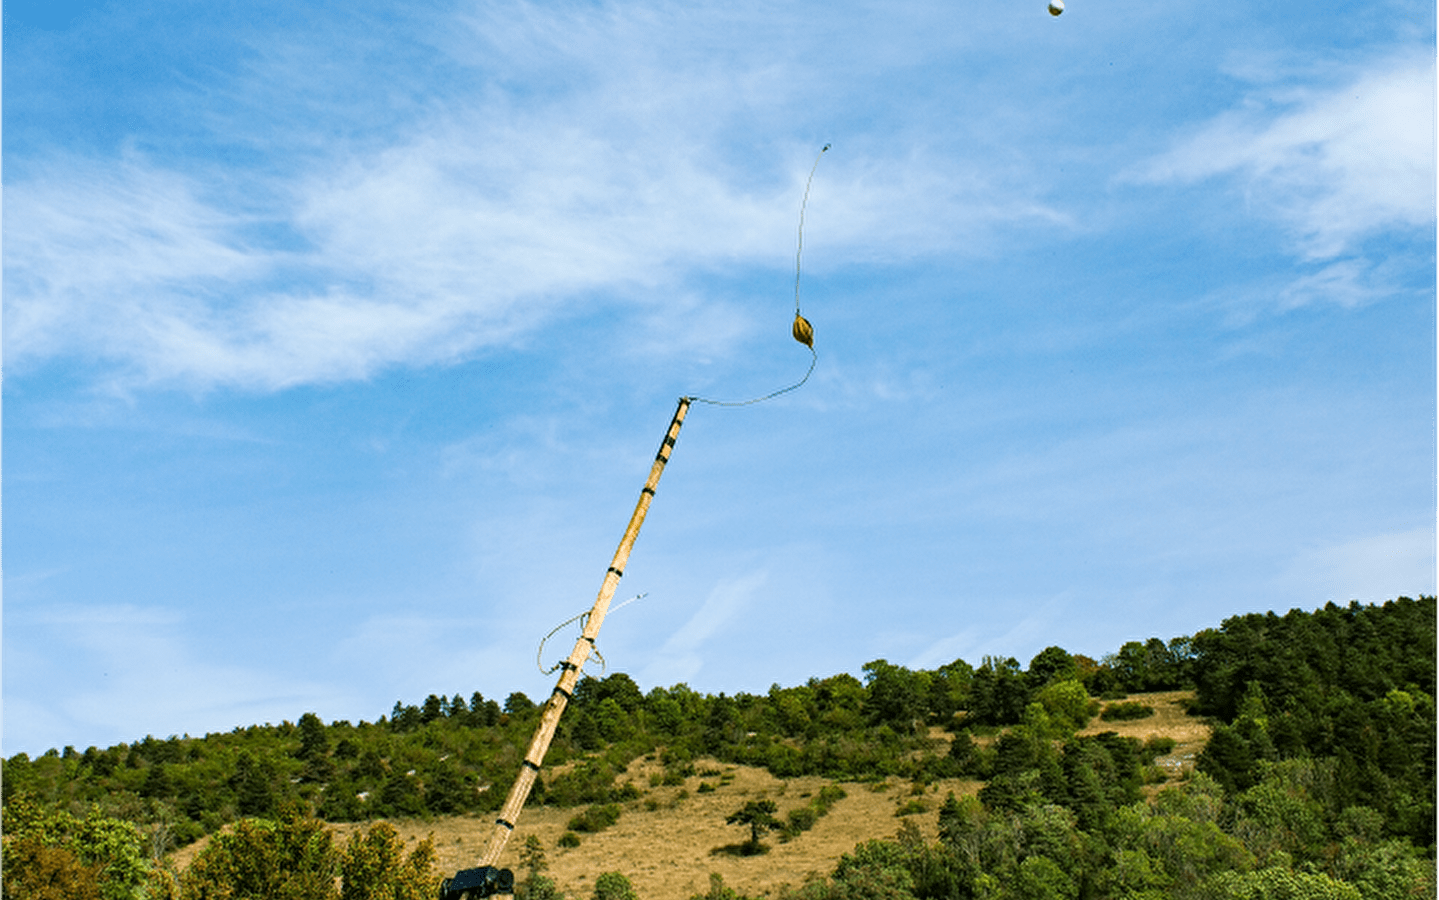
top-left (478, 396), bottom-right (691, 868)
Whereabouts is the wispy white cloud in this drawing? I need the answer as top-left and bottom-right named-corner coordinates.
top-left (1281, 527), bottom-right (1436, 604)
top-left (1198, 253), bottom-right (1428, 326)
top-left (907, 626), bottom-right (982, 671)
top-left (639, 571), bottom-right (769, 685)
top-left (5, 132), bottom-right (1059, 393)
top-left (3, 158), bottom-right (270, 377)
top-left (3, 2), bottom-right (1066, 395)
top-left (3, 604), bottom-right (347, 752)
top-left (1134, 53), bottom-right (1435, 260)
top-left (1272, 257), bottom-right (1411, 311)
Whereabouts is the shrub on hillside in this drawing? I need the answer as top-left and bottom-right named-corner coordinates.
top-left (1144, 736), bottom-right (1177, 756)
top-left (2, 836), bottom-right (106, 900)
top-left (1101, 701), bottom-right (1155, 721)
top-left (180, 813), bottom-right (339, 900)
top-left (689, 873), bottom-right (760, 900)
top-left (566, 803), bottom-right (621, 834)
top-left (591, 872), bottom-right (638, 900)
top-left (339, 821), bottom-right (438, 900)
top-left (543, 760), bottom-right (639, 808)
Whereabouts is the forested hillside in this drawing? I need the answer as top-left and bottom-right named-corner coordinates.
top-left (4, 596), bottom-right (1433, 899)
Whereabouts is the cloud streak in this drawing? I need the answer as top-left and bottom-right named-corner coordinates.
top-left (1281, 527), bottom-right (1437, 605)
top-left (1134, 53), bottom-right (1436, 260)
top-left (639, 571), bottom-right (769, 686)
top-left (6, 138), bottom-right (1061, 393)
top-left (4, 2), bottom-right (1068, 395)
top-left (4, 604), bottom-right (346, 750)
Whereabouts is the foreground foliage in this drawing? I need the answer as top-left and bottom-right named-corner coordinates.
top-left (175, 811), bottom-right (438, 900)
top-left (1, 795), bottom-right (150, 900)
top-left (772, 770), bottom-right (1433, 900)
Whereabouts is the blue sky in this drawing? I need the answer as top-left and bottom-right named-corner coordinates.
top-left (3, 0), bottom-right (1434, 756)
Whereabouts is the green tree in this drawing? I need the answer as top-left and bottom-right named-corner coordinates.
top-left (447, 694), bottom-right (469, 719)
top-left (928, 658), bottom-right (974, 722)
top-left (1015, 855), bottom-right (1078, 900)
top-left (467, 692), bottom-right (489, 725)
top-left (420, 695), bottom-right (446, 724)
top-left (3, 796), bottom-right (151, 900)
top-left (515, 835), bottom-right (566, 900)
top-left (811, 674), bottom-right (867, 731)
top-left (1109, 795), bottom-right (1255, 895)
top-left (570, 710), bottom-right (604, 751)
top-left (139, 763), bottom-right (173, 800)
top-left (767, 683), bottom-right (817, 737)
top-left (231, 751), bottom-right (276, 818)
top-left (824, 840), bottom-right (919, 900)
top-left (1035, 680), bottom-right (1093, 734)
top-left (966, 656), bottom-right (1030, 726)
top-left (725, 800), bottom-right (780, 852)
top-left (591, 872), bottom-right (638, 900)
top-left (1027, 647), bottom-right (1080, 689)
top-left (1101, 848), bottom-right (1171, 899)
top-left (645, 691), bottom-right (686, 736)
top-left (1202, 866), bottom-right (1362, 900)
top-left (423, 764), bottom-right (470, 815)
top-left (575, 674), bottom-right (644, 714)
top-left (863, 660), bottom-right (932, 733)
top-left (179, 811), bottom-right (338, 900)
top-left (339, 821), bottom-right (438, 900)
top-left (377, 772), bottom-right (425, 818)
top-left (947, 730), bottom-right (977, 771)
top-left (1333, 835), bottom-right (1437, 900)
top-left (1230, 759), bottom-right (1332, 864)
top-left (2, 836), bottom-right (106, 900)
top-left (1198, 720), bottom-right (1265, 794)
top-left (297, 713), bottom-right (329, 760)
top-left (593, 698), bottom-right (633, 743)
top-left (1104, 637), bottom-right (1191, 693)
top-left (390, 702), bottom-right (421, 732)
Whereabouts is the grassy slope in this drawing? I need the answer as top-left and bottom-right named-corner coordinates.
top-left (169, 692), bottom-right (1207, 898)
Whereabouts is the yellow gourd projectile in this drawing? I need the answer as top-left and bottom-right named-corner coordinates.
top-left (792, 313), bottom-right (814, 348)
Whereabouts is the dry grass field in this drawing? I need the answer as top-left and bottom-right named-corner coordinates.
top-left (171, 692), bottom-right (1208, 899)
top-left (350, 763), bottom-right (982, 899)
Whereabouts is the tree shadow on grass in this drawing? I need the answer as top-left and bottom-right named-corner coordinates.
top-left (710, 841), bottom-right (770, 857)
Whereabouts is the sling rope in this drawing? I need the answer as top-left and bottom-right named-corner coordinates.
top-left (536, 594), bottom-right (647, 677)
top-left (690, 143), bottom-right (829, 407)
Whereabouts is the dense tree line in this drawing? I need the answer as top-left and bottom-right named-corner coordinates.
top-left (1191, 597), bottom-right (1436, 848)
top-left (4, 597), bottom-right (1432, 900)
top-left (1, 654), bottom-right (1039, 848)
top-left (753, 761), bottom-right (1435, 900)
top-left (752, 596), bottom-right (1435, 900)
